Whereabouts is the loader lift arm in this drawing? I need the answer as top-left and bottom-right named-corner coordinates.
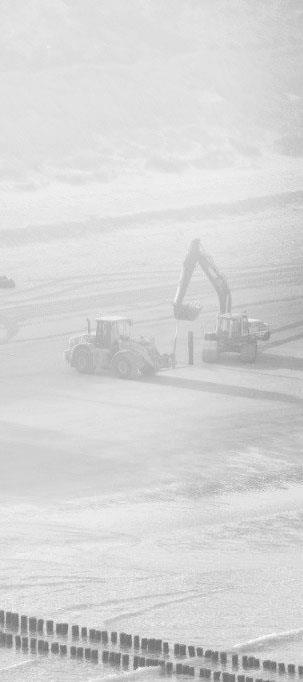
top-left (173, 238), bottom-right (232, 320)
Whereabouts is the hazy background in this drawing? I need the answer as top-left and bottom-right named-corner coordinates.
top-left (0, 2), bottom-right (303, 681)
top-left (0, 0), bottom-right (302, 191)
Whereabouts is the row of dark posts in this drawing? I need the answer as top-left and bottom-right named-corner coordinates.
top-left (1, 609), bottom-right (302, 677)
top-left (199, 673), bottom-right (302, 681)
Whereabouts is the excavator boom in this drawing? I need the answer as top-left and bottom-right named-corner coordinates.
top-left (174, 239), bottom-right (232, 320)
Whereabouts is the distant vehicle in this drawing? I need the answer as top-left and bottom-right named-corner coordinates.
top-left (174, 239), bottom-right (270, 363)
top-left (65, 316), bottom-right (174, 379)
top-left (0, 316), bottom-right (18, 344)
top-left (0, 276), bottom-right (15, 289)
top-left (0, 276), bottom-right (17, 342)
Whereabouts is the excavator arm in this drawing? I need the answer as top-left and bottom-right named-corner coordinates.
top-left (173, 238), bottom-right (232, 320)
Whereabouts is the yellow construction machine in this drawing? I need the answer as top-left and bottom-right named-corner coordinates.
top-left (174, 239), bottom-right (270, 363)
top-left (65, 316), bottom-right (174, 379)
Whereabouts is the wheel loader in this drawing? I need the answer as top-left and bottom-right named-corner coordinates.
top-left (174, 239), bottom-right (270, 364)
top-left (65, 316), bottom-right (174, 379)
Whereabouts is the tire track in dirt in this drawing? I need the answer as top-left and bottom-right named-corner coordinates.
top-left (152, 375), bottom-right (303, 406)
top-left (1, 190), bottom-right (302, 246)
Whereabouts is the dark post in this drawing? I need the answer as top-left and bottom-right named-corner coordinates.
top-left (122, 654), bottom-right (130, 668)
top-left (6, 633), bottom-right (13, 648)
top-left (46, 620), bottom-right (54, 635)
top-left (21, 616), bottom-right (28, 632)
top-left (12, 613), bottom-right (19, 630)
top-left (188, 331), bottom-right (194, 365)
top-left (29, 617), bottom-right (37, 633)
top-left (37, 619), bottom-right (44, 635)
top-left (5, 612), bottom-right (12, 629)
top-left (22, 636), bottom-right (29, 651)
top-left (72, 625), bottom-right (79, 639)
top-left (30, 638), bottom-right (37, 653)
top-left (89, 628), bottom-right (96, 642)
top-left (38, 640), bottom-right (44, 654)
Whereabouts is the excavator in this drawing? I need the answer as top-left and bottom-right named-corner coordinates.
top-left (174, 239), bottom-right (270, 363)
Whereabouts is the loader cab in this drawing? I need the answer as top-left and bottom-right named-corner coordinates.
top-left (94, 316), bottom-right (133, 350)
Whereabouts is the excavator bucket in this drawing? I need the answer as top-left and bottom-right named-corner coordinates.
top-left (173, 302), bottom-right (201, 321)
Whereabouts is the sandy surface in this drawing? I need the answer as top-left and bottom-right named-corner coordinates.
top-left (0, 168), bottom-right (303, 680)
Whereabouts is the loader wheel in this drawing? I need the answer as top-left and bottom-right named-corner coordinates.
top-left (73, 348), bottom-right (94, 374)
top-left (240, 342), bottom-right (257, 364)
top-left (114, 355), bottom-right (133, 379)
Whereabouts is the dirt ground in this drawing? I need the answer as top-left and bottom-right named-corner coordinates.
top-left (0, 170), bottom-right (303, 680)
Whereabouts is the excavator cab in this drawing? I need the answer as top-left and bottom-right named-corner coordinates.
top-left (218, 313), bottom-right (249, 339)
